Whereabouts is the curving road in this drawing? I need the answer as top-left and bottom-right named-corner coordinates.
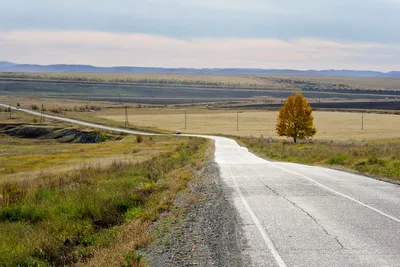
top-left (2, 103), bottom-right (400, 267)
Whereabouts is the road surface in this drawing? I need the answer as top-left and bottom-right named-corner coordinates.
top-left (2, 103), bottom-right (400, 267)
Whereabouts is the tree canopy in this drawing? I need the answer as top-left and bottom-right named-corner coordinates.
top-left (276, 93), bottom-right (317, 143)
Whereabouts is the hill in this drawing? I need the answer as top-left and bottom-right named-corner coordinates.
top-left (0, 62), bottom-right (399, 78)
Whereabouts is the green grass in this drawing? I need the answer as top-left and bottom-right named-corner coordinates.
top-left (237, 137), bottom-right (400, 180)
top-left (0, 128), bottom-right (179, 179)
top-left (0, 137), bottom-right (208, 266)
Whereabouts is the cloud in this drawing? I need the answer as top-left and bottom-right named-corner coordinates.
top-left (0, 30), bottom-right (399, 71)
top-left (0, 0), bottom-right (400, 43)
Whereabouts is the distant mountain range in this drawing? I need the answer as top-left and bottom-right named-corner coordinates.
top-left (1, 61), bottom-right (399, 78)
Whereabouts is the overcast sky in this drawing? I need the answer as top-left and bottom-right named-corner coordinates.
top-left (1, 0), bottom-right (399, 70)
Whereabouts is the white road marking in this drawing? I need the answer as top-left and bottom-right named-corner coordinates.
top-left (269, 163), bottom-right (400, 223)
top-left (227, 166), bottom-right (287, 267)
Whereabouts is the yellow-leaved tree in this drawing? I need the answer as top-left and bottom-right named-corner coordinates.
top-left (276, 93), bottom-right (316, 143)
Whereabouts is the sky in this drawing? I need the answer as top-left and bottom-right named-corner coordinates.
top-left (0, 0), bottom-right (399, 71)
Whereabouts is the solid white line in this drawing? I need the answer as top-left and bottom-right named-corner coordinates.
top-left (227, 166), bottom-right (287, 267)
top-left (270, 163), bottom-right (400, 223)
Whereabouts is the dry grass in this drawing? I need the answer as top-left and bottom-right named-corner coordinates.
top-left (278, 75), bottom-right (400, 90)
top-left (0, 96), bottom-right (114, 110)
top-left (0, 134), bottom-right (182, 182)
top-left (81, 219), bottom-right (152, 267)
top-left (0, 136), bottom-right (209, 266)
top-left (101, 110), bottom-right (400, 140)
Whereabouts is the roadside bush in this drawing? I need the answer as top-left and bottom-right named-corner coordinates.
top-left (122, 251), bottom-right (144, 267)
top-left (50, 107), bottom-right (63, 114)
top-left (0, 205), bottom-right (47, 223)
top-left (328, 154), bottom-right (349, 165)
top-left (367, 157), bottom-right (387, 166)
top-left (89, 105), bottom-right (102, 111)
top-left (31, 104), bottom-right (39, 110)
top-left (97, 132), bottom-right (108, 142)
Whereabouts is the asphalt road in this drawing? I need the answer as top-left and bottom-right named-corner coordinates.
top-left (3, 103), bottom-right (400, 267)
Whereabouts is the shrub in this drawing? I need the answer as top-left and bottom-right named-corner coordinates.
top-left (50, 108), bottom-right (63, 114)
top-left (97, 132), bottom-right (108, 142)
top-left (122, 251), bottom-right (144, 267)
top-left (0, 205), bottom-right (46, 223)
top-left (367, 157), bottom-right (387, 166)
top-left (31, 104), bottom-right (39, 110)
top-left (328, 154), bottom-right (349, 165)
top-left (136, 135), bottom-right (143, 143)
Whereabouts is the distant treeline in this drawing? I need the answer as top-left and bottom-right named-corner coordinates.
top-left (0, 72), bottom-right (399, 96)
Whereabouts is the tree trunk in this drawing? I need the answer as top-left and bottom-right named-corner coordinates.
top-left (293, 137), bottom-right (297, 143)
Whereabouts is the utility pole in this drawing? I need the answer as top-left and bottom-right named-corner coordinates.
top-left (237, 111), bottom-right (239, 131)
top-left (8, 105), bottom-right (11, 120)
top-left (124, 106), bottom-right (129, 126)
top-left (185, 111), bottom-right (187, 130)
top-left (41, 104), bottom-right (45, 122)
top-left (362, 113), bottom-right (364, 130)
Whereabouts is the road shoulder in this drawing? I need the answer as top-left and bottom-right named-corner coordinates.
top-left (144, 159), bottom-right (245, 266)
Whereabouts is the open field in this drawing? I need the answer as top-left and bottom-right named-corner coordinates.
top-left (0, 111), bottom-right (210, 265)
top-left (1, 82), bottom-right (398, 107)
top-left (100, 110), bottom-right (400, 140)
top-left (285, 75), bottom-right (400, 90)
top-left (1, 72), bottom-right (400, 90)
top-left (1, 97), bottom-right (399, 140)
top-left (1, 73), bottom-right (399, 107)
top-left (0, 132), bottom-right (182, 183)
top-left (233, 100), bottom-right (400, 111)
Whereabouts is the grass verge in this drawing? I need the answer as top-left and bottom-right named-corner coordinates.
top-left (0, 137), bottom-right (209, 266)
top-left (236, 137), bottom-right (400, 181)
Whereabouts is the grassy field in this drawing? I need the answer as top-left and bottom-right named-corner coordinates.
top-left (0, 107), bottom-right (182, 182)
top-left (285, 75), bottom-right (400, 90)
top-left (0, 133), bottom-right (183, 183)
top-left (4, 99), bottom-right (398, 140)
top-left (1, 72), bottom-right (400, 90)
top-left (2, 98), bottom-right (399, 182)
top-left (99, 109), bottom-right (400, 140)
top-left (0, 115), bottom-right (210, 266)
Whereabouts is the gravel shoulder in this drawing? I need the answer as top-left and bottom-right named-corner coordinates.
top-left (145, 159), bottom-right (246, 267)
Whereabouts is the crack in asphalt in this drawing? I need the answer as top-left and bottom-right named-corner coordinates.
top-left (259, 180), bottom-right (345, 250)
